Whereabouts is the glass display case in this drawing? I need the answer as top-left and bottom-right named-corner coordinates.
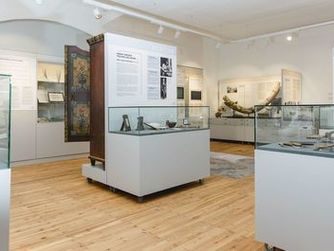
top-left (255, 104), bottom-right (334, 158)
top-left (108, 106), bottom-right (210, 136)
top-left (0, 75), bottom-right (11, 169)
top-left (37, 81), bottom-right (64, 123)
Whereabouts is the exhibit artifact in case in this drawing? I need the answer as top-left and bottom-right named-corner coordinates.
top-left (255, 104), bottom-right (334, 158)
top-left (108, 106), bottom-right (210, 136)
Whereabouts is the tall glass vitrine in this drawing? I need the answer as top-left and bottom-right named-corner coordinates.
top-left (0, 74), bottom-right (11, 169)
top-left (0, 74), bottom-right (11, 251)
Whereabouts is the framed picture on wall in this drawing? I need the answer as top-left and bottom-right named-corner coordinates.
top-left (191, 90), bottom-right (202, 100)
top-left (177, 87), bottom-right (184, 99)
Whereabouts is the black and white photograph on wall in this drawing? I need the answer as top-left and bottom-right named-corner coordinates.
top-left (227, 86), bottom-right (238, 93)
top-left (160, 57), bottom-right (173, 77)
top-left (191, 90), bottom-right (202, 100)
top-left (160, 77), bottom-right (167, 99)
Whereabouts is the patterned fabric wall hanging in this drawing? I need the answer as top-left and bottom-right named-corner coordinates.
top-left (64, 45), bottom-right (90, 142)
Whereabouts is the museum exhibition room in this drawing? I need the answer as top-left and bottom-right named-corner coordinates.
top-left (2, 0), bottom-right (334, 251)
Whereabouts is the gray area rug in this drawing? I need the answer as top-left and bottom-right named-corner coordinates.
top-left (210, 152), bottom-right (254, 179)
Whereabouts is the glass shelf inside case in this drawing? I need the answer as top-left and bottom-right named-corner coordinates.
top-left (108, 106), bottom-right (210, 136)
top-left (0, 75), bottom-right (11, 169)
top-left (255, 104), bottom-right (334, 158)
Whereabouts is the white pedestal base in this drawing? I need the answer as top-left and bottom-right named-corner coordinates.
top-left (0, 169), bottom-right (10, 251)
top-left (255, 149), bottom-right (334, 251)
top-left (82, 163), bottom-right (106, 184)
top-left (82, 130), bottom-right (210, 199)
top-left (107, 130), bottom-right (210, 197)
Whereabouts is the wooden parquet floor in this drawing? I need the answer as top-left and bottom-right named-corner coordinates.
top-left (10, 142), bottom-right (264, 251)
top-left (210, 141), bottom-right (254, 157)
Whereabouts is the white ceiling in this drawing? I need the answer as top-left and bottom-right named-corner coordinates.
top-left (0, 0), bottom-right (123, 35)
top-left (110, 0), bottom-right (334, 40)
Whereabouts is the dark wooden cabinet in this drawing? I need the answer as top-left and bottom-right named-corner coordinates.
top-left (87, 34), bottom-right (105, 165)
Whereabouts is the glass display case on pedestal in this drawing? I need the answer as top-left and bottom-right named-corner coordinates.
top-left (0, 75), bottom-right (11, 169)
top-left (255, 105), bottom-right (334, 158)
top-left (108, 106), bottom-right (210, 136)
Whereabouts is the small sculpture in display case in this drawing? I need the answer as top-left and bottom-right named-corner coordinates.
top-left (165, 120), bottom-right (176, 128)
top-left (120, 114), bottom-right (131, 131)
top-left (183, 118), bottom-right (190, 126)
top-left (136, 116), bottom-right (145, 131)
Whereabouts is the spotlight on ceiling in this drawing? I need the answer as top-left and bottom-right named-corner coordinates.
top-left (35, 0), bottom-right (43, 5)
top-left (157, 25), bottom-right (164, 35)
top-left (286, 34), bottom-right (293, 41)
top-left (93, 8), bottom-right (102, 19)
top-left (174, 30), bottom-right (181, 39)
top-left (215, 42), bottom-right (221, 49)
top-left (286, 32), bottom-right (299, 42)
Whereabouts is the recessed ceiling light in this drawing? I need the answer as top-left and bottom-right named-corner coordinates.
top-left (35, 0), bottom-right (43, 5)
top-left (93, 8), bottom-right (102, 19)
top-left (286, 34), bottom-right (293, 41)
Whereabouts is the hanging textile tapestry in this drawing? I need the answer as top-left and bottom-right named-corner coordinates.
top-left (64, 45), bottom-right (90, 142)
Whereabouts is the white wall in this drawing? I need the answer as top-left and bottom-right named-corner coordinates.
top-left (0, 20), bottom-right (90, 57)
top-left (210, 25), bottom-right (334, 113)
top-left (203, 38), bottom-right (220, 115)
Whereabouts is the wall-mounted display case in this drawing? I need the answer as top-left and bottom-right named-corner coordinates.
top-left (37, 62), bottom-right (65, 123)
top-left (37, 81), bottom-right (64, 122)
top-left (255, 104), bottom-right (334, 158)
top-left (108, 106), bottom-right (210, 136)
top-left (0, 75), bottom-right (11, 169)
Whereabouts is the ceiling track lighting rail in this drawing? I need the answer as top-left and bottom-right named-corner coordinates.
top-left (82, 0), bottom-right (226, 43)
top-left (83, 0), bottom-right (334, 47)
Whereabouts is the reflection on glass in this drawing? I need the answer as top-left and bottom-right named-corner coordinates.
top-left (0, 75), bottom-right (11, 169)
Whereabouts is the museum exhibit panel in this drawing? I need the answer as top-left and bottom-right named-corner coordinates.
top-left (0, 74), bottom-right (11, 251)
top-left (211, 70), bottom-right (302, 142)
top-left (82, 33), bottom-right (210, 201)
top-left (254, 104), bottom-right (334, 251)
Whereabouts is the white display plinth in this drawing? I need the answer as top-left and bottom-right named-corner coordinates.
top-left (107, 130), bottom-right (210, 197)
top-left (255, 149), bottom-right (334, 251)
top-left (83, 129), bottom-right (210, 199)
top-left (82, 163), bottom-right (106, 184)
top-left (0, 169), bottom-right (10, 251)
